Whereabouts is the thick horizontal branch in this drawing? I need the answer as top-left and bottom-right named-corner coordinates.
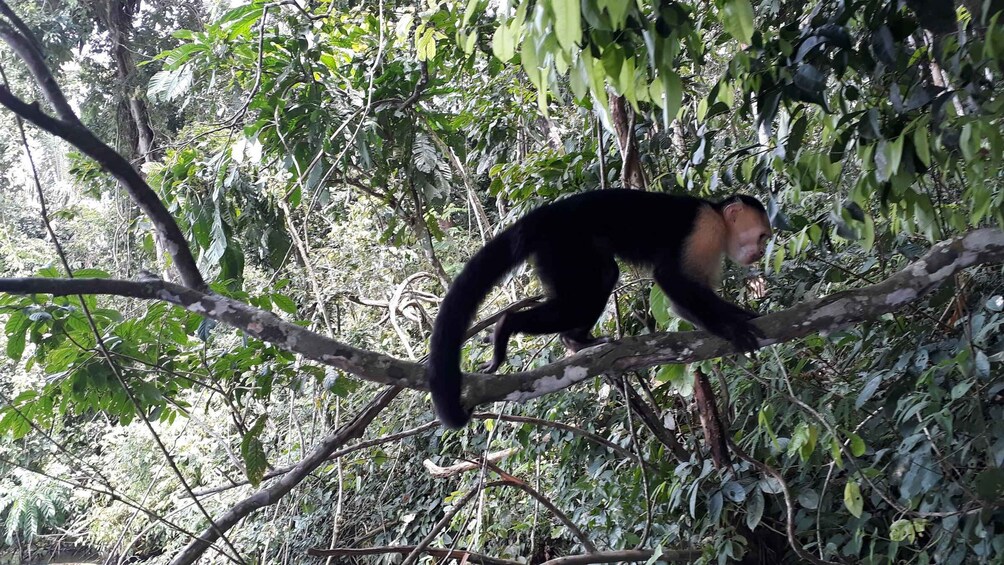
top-left (1, 228), bottom-right (1002, 415)
top-left (464, 228), bottom-right (1004, 407)
top-left (0, 277), bottom-right (426, 388)
top-left (306, 544), bottom-right (520, 565)
top-left (541, 549), bottom-right (702, 565)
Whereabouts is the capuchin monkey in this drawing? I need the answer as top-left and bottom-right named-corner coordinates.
top-left (427, 190), bottom-right (772, 429)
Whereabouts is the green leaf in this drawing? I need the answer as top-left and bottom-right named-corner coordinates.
top-left (551, 0), bottom-right (581, 50)
top-left (746, 487), bottom-right (764, 530)
top-left (788, 422), bottom-right (818, 462)
top-left (660, 71), bottom-right (682, 127)
top-left (856, 374), bottom-right (882, 408)
top-left (772, 244), bottom-right (785, 274)
top-left (722, 481), bottom-right (746, 503)
top-left (914, 126), bottom-right (931, 167)
top-left (5, 311), bottom-right (30, 360)
top-left (844, 480), bottom-right (864, 518)
top-left (975, 468), bottom-right (1004, 501)
top-left (271, 294), bottom-right (297, 315)
top-left (875, 137), bottom-right (903, 182)
top-left (656, 364), bottom-right (693, 396)
top-left (492, 19), bottom-right (517, 61)
top-left (601, 0), bottom-right (631, 28)
top-left (462, 0), bottom-right (481, 27)
top-left (720, 0), bottom-right (754, 44)
top-left (758, 405), bottom-right (778, 445)
top-left (975, 350), bottom-right (990, 378)
top-left (798, 489), bottom-right (820, 510)
top-left (959, 123), bottom-right (976, 161)
top-left (649, 285), bottom-right (671, 328)
top-left (849, 433), bottom-right (866, 457)
top-left (890, 518), bottom-right (928, 543)
top-left (240, 415), bottom-right (269, 487)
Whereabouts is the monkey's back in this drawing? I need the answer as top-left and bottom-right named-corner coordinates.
top-left (508, 190), bottom-right (707, 265)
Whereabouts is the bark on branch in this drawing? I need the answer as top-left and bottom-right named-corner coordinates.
top-left (541, 549), bottom-right (702, 565)
top-left (1, 228), bottom-right (1002, 415)
top-left (306, 545), bottom-right (521, 565)
top-left (422, 448), bottom-right (517, 478)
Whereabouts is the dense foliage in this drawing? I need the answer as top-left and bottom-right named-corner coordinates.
top-left (0, 0), bottom-right (1002, 564)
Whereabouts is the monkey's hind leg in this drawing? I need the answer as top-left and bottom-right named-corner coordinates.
top-left (560, 328), bottom-right (612, 353)
top-left (479, 244), bottom-right (618, 372)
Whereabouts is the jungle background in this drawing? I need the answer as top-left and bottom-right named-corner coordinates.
top-left (0, 0), bottom-right (1003, 564)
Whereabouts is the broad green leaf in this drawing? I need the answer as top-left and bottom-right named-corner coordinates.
top-left (772, 244), bottom-right (785, 274)
top-left (975, 468), bottom-right (1004, 501)
top-left (798, 489), bottom-right (820, 510)
top-left (463, 0), bottom-right (481, 27)
top-left (757, 405), bottom-right (776, 441)
top-left (271, 294), bottom-right (297, 315)
top-left (844, 480), bottom-right (863, 517)
top-left (5, 311), bottom-right (30, 360)
top-left (746, 487), bottom-right (764, 530)
top-left (492, 20), bottom-right (516, 61)
top-left (463, 30), bottom-right (477, 54)
top-left (849, 433), bottom-right (866, 457)
top-left (660, 71), bottom-right (682, 127)
top-left (959, 123), bottom-right (976, 161)
top-left (656, 364), bottom-right (693, 396)
top-left (722, 481), bottom-right (746, 503)
top-left (861, 213), bottom-right (875, 252)
top-left (875, 138), bottom-right (902, 182)
top-left (975, 350), bottom-right (990, 378)
top-left (601, 0), bottom-right (632, 28)
top-left (720, 0), bottom-right (755, 44)
top-left (914, 126), bottom-right (931, 167)
top-left (521, 30), bottom-right (545, 90)
top-left (856, 374), bottom-right (882, 408)
top-left (551, 0), bottom-right (581, 50)
top-left (788, 422), bottom-right (818, 462)
top-left (649, 286), bottom-right (671, 327)
top-left (709, 490), bottom-right (724, 523)
top-left (241, 415), bottom-right (269, 487)
top-left (890, 518), bottom-right (928, 543)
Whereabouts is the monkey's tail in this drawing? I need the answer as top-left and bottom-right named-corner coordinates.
top-left (427, 227), bottom-right (527, 428)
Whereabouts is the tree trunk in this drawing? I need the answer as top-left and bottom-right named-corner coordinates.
top-left (610, 94), bottom-right (646, 189)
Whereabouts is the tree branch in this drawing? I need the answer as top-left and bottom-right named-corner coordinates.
top-left (1, 229), bottom-right (1002, 414)
top-left (306, 544), bottom-right (521, 565)
top-left (540, 549), bottom-right (702, 564)
top-left (423, 448), bottom-right (518, 478)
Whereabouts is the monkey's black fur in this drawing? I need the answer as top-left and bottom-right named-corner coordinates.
top-left (428, 190), bottom-right (767, 428)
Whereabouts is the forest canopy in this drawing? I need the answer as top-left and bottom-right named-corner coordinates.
top-left (0, 0), bottom-right (1002, 564)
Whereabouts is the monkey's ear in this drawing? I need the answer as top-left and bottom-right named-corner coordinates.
top-left (722, 202), bottom-right (743, 222)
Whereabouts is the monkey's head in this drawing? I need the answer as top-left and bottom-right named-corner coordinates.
top-left (721, 196), bottom-right (772, 266)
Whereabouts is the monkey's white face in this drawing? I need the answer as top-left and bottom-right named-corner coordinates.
top-left (724, 204), bottom-right (771, 266)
